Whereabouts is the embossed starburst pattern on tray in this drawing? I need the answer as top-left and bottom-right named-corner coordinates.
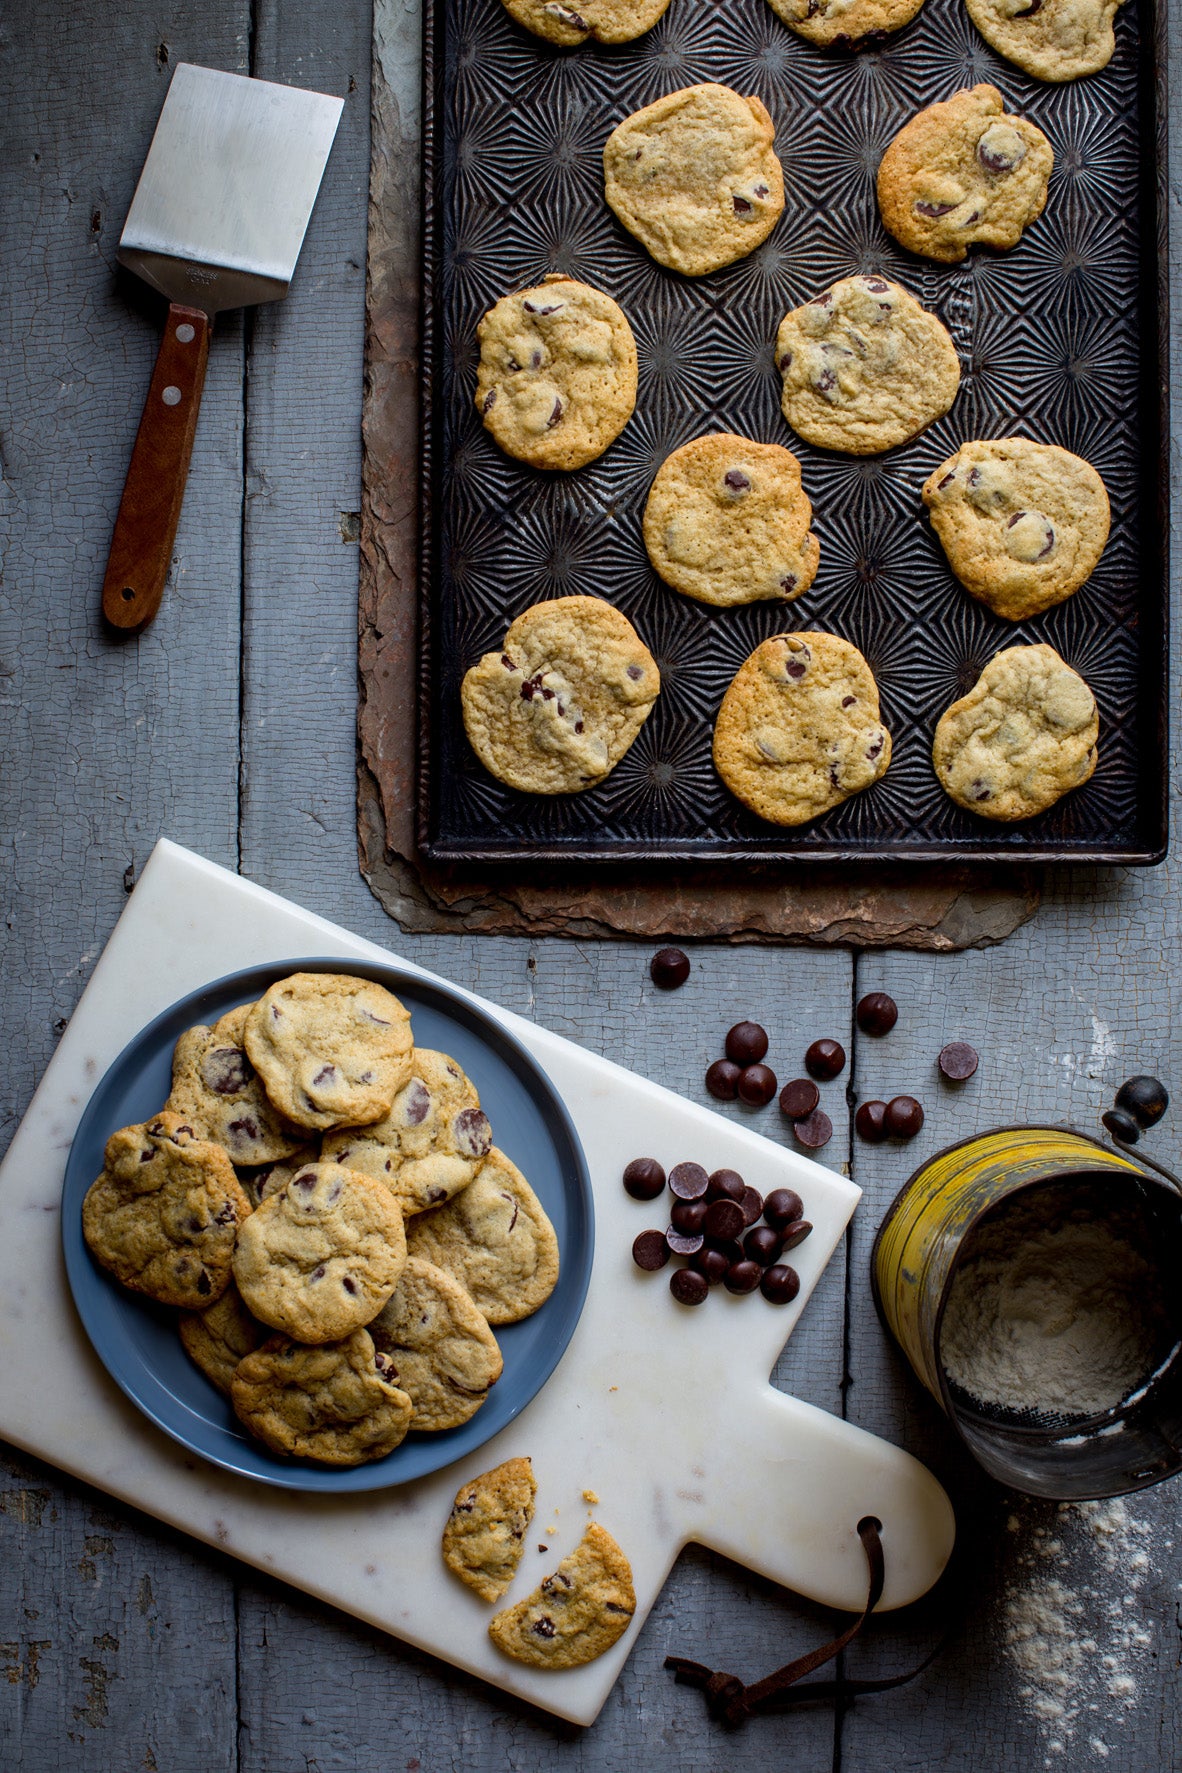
top-left (418, 0), bottom-right (1166, 862)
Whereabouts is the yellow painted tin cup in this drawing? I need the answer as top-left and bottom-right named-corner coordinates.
top-left (871, 1125), bottom-right (1182, 1500)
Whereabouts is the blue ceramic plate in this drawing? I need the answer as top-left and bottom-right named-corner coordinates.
top-left (62, 958), bottom-right (594, 1491)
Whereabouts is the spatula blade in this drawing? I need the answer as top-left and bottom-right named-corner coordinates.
top-left (118, 63), bottom-right (343, 314)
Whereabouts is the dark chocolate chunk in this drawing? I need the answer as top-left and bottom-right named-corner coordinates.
top-left (671, 1198), bottom-right (708, 1236)
top-left (744, 1225), bottom-right (783, 1267)
top-left (739, 1185), bottom-right (764, 1227)
top-left (623, 1157), bottom-right (666, 1201)
top-left (779, 1077), bottom-right (820, 1120)
top-left (669, 1161), bottom-right (710, 1201)
top-left (725, 1021), bottom-right (768, 1065)
top-left (855, 1100), bottom-right (889, 1143)
top-left (738, 1064), bottom-right (777, 1107)
top-left (706, 1168), bottom-right (746, 1204)
top-left (793, 1109), bottom-right (833, 1150)
top-left (703, 1198), bottom-right (745, 1242)
top-left (693, 1246), bottom-right (730, 1286)
top-left (761, 1264), bottom-right (801, 1304)
top-left (724, 1260), bottom-right (762, 1295)
top-left (885, 1095), bottom-right (924, 1139)
top-left (763, 1188), bottom-right (803, 1229)
top-left (805, 1039), bottom-right (845, 1081)
top-left (779, 1219), bottom-right (813, 1253)
top-left (650, 947), bottom-right (691, 989)
top-left (670, 1267), bottom-right (709, 1306)
top-left (632, 1230), bottom-right (670, 1271)
top-left (705, 1059), bottom-right (741, 1101)
top-left (666, 1228), bottom-right (705, 1256)
top-left (938, 1041), bottom-right (979, 1082)
top-left (856, 993), bottom-right (898, 1037)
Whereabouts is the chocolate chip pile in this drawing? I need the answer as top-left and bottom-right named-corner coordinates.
top-left (625, 1158), bottom-right (811, 1307)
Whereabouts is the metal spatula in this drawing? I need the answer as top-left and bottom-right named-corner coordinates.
top-left (102, 63), bottom-right (343, 631)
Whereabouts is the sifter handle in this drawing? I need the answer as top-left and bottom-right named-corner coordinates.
top-left (102, 303), bottom-right (211, 632)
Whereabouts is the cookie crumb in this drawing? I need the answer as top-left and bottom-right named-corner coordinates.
top-left (582, 1489), bottom-right (599, 1504)
top-left (538, 1543), bottom-right (548, 1552)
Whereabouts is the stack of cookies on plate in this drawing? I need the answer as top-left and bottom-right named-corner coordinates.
top-left (455, 0), bottom-right (1121, 830)
top-left (81, 972), bottom-right (559, 1467)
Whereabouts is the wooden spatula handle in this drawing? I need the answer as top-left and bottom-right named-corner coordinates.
top-left (102, 303), bottom-right (211, 631)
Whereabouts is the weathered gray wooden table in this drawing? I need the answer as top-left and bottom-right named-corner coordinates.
top-left (2, 2), bottom-right (1179, 1768)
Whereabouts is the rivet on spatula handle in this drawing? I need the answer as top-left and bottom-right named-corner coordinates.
top-left (102, 303), bottom-right (211, 632)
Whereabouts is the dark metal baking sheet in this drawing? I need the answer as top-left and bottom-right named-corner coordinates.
top-left (416, 0), bottom-right (1168, 864)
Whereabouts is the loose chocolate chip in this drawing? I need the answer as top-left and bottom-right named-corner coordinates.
top-left (793, 1109), bottom-right (833, 1150)
top-left (780, 1219), bottom-right (813, 1253)
top-left (632, 1230), bottom-right (670, 1271)
top-left (938, 1042), bottom-right (979, 1082)
top-left (885, 1095), bottom-right (924, 1139)
top-left (725, 1260), bottom-right (762, 1295)
top-left (915, 200), bottom-right (957, 218)
top-left (669, 1161), bottom-right (710, 1201)
top-left (671, 1267), bottom-right (709, 1306)
top-left (855, 1100), bottom-right (889, 1142)
top-left (547, 398), bottom-right (564, 428)
top-left (1115, 1075), bottom-right (1169, 1128)
top-left (724, 469), bottom-right (752, 494)
top-left (856, 993), bottom-right (898, 1037)
top-left (650, 946), bottom-right (691, 989)
top-left (740, 1185), bottom-right (764, 1226)
top-left (1102, 1107), bottom-right (1141, 1144)
top-left (738, 1064), bottom-right (777, 1107)
top-left (705, 1059), bottom-right (742, 1101)
top-left (666, 1228), bottom-right (705, 1257)
top-left (671, 1198), bottom-right (708, 1235)
top-left (761, 1264), bottom-right (800, 1304)
top-left (693, 1246), bottom-right (730, 1285)
top-left (763, 1188), bottom-right (803, 1229)
top-left (779, 1077), bottom-right (820, 1120)
top-left (732, 194), bottom-right (752, 214)
top-left (805, 1039), bottom-right (846, 1081)
top-left (702, 1196), bottom-right (745, 1242)
top-left (744, 1225), bottom-right (783, 1266)
top-left (454, 1107), bottom-right (493, 1156)
top-left (623, 1157), bottom-right (666, 1200)
top-left (707, 1168), bottom-right (746, 1204)
top-left (726, 1021), bottom-right (768, 1065)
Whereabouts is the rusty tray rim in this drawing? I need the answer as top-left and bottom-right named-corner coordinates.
top-left (414, 0), bottom-right (1170, 869)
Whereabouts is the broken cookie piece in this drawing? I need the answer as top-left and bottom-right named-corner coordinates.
top-left (443, 1456), bottom-right (538, 1603)
top-left (488, 1522), bottom-right (636, 1668)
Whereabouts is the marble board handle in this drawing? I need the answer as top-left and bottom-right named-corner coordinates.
top-left (102, 304), bottom-right (211, 632)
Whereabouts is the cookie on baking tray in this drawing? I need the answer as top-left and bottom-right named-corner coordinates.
top-left (965, 0), bottom-right (1124, 82)
top-left (243, 971), bottom-right (413, 1133)
top-left (500, 0), bottom-right (671, 45)
top-left (603, 84), bottom-right (785, 276)
top-left (230, 1327), bottom-right (414, 1466)
top-left (775, 276), bottom-right (960, 455)
top-left (442, 1455), bottom-right (537, 1603)
top-left (642, 432), bottom-right (820, 609)
top-left (877, 86), bottom-right (1053, 264)
top-left (166, 1004), bottom-right (306, 1167)
top-left (475, 277), bottom-right (637, 471)
top-left (488, 1522), bottom-right (636, 1668)
top-left (82, 1111), bottom-right (251, 1310)
top-left (461, 595), bottom-right (660, 795)
top-left (764, 0), bottom-right (927, 46)
top-left (322, 1050), bottom-right (492, 1217)
top-left (406, 1146), bottom-right (560, 1326)
top-left (932, 643), bottom-right (1099, 820)
top-left (232, 1160), bottom-right (407, 1343)
top-left (922, 438), bottom-right (1111, 620)
top-left (179, 1281), bottom-right (267, 1396)
top-left (369, 1256), bottom-right (504, 1431)
top-left (713, 633), bottom-right (892, 826)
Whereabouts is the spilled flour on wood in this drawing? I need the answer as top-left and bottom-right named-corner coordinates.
top-left (1003, 1499), bottom-right (1158, 1765)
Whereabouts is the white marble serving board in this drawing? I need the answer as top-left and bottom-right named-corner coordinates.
top-left (0, 840), bottom-right (955, 1725)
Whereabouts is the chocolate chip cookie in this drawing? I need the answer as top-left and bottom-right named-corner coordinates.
top-left (232, 1161), bottom-right (408, 1344)
top-left (933, 643), bottom-right (1099, 820)
top-left (923, 438), bottom-right (1111, 620)
top-left (713, 633), bottom-right (892, 825)
top-left (179, 1281), bottom-right (267, 1396)
top-left (765, 0), bottom-right (927, 46)
top-left (236, 1144), bottom-right (320, 1209)
top-left (369, 1257), bottom-right (503, 1431)
top-left (230, 1327), bottom-right (414, 1466)
top-left (488, 1522), bottom-right (636, 1669)
top-left (642, 433), bottom-right (820, 608)
top-left (442, 1456), bottom-right (537, 1603)
top-left (603, 84), bottom-right (785, 276)
top-left (475, 277), bottom-right (637, 470)
top-left (461, 595), bottom-right (660, 794)
top-left (406, 1147), bottom-right (560, 1325)
top-left (965, 0), bottom-right (1124, 81)
top-left (82, 1112), bottom-right (251, 1310)
top-left (776, 276), bottom-right (960, 454)
top-left (322, 1049), bottom-right (492, 1216)
top-left (500, 0), bottom-right (671, 45)
top-left (877, 86), bottom-right (1053, 264)
top-left (166, 1005), bottom-right (306, 1166)
top-left (243, 972), bottom-right (413, 1133)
